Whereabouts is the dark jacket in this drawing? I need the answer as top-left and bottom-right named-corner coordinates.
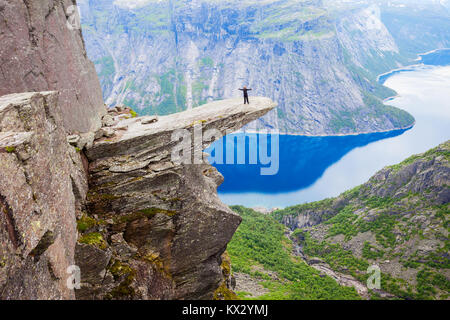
top-left (239, 88), bottom-right (252, 97)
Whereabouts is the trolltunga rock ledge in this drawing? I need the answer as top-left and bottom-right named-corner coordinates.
top-left (0, 92), bottom-right (275, 300)
top-left (78, 97), bottom-right (276, 300)
top-left (86, 97), bottom-right (277, 160)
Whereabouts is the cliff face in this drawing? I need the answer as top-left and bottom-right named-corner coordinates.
top-left (273, 141), bottom-right (450, 299)
top-left (0, 0), bottom-right (105, 299)
top-left (0, 0), bottom-right (105, 133)
top-left (79, 0), bottom-right (416, 135)
top-left (76, 97), bottom-right (275, 299)
top-left (0, 91), bottom-right (275, 299)
top-left (0, 0), bottom-right (276, 300)
top-left (0, 92), bottom-right (88, 299)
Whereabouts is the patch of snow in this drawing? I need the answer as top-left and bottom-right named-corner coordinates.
top-left (113, 0), bottom-right (166, 10)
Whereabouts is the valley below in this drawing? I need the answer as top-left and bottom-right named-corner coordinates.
top-left (224, 54), bottom-right (450, 300)
top-left (227, 139), bottom-right (449, 300)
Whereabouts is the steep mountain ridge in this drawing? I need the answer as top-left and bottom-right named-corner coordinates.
top-left (224, 141), bottom-right (449, 300)
top-left (79, 0), bottom-right (419, 135)
top-left (272, 141), bottom-right (450, 299)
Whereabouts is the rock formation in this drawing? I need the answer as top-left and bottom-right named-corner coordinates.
top-left (0, 91), bottom-right (275, 299)
top-left (0, 91), bottom-right (87, 299)
top-left (0, 0), bottom-right (276, 300)
top-left (0, 0), bottom-right (105, 133)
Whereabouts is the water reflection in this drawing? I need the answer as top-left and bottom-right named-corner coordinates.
top-left (209, 65), bottom-right (450, 208)
top-left (207, 129), bottom-right (408, 193)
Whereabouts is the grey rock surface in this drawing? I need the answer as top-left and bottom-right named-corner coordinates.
top-left (0, 0), bottom-right (105, 133)
top-left (0, 91), bottom-right (274, 300)
top-left (79, 97), bottom-right (276, 299)
top-left (0, 92), bottom-right (88, 299)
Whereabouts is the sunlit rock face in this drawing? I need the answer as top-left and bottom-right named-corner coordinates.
top-left (0, 92), bottom-right (87, 299)
top-left (0, 0), bottom-right (277, 300)
top-left (78, 97), bottom-right (275, 300)
top-left (0, 0), bottom-right (105, 133)
top-left (0, 90), bottom-right (274, 300)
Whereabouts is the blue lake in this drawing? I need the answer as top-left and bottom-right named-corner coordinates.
top-left (207, 64), bottom-right (450, 209)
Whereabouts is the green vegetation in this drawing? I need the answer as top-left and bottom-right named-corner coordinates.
top-left (295, 230), bottom-right (447, 300)
top-left (129, 108), bottom-right (138, 118)
top-left (214, 282), bottom-right (239, 300)
top-left (323, 205), bottom-right (399, 248)
top-left (78, 232), bottom-right (108, 250)
top-left (270, 141), bottom-right (450, 299)
top-left (228, 206), bottom-right (360, 300)
top-left (301, 232), bottom-right (369, 277)
top-left (249, 2), bottom-right (331, 42)
top-left (4, 146), bottom-right (15, 153)
top-left (137, 69), bottom-right (187, 116)
top-left (388, 141), bottom-right (450, 172)
top-left (96, 56), bottom-right (115, 78)
top-left (327, 91), bottom-right (415, 133)
top-left (77, 214), bottom-right (101, 233)
top-left (382, 11), bottom-right (450, 59)
top-left (416, 268), bottom-right (450, 300)
top-left (272, 197), bottom-right (334, 220)
top-left (329, 109), bottom-right (357, 133)
top-left (362, 92), bottom-right (415, 129)
top-left (362, 242), bottom-right (385, 260)
top-left (342, 48), bottom-right (398, 101)
top-left (106, 260), bottom-right (136, 299)
top-left (199, 57), bottom-right (214, 68)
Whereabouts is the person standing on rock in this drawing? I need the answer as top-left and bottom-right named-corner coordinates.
top-left (239, 86), bottom-right (252, 104)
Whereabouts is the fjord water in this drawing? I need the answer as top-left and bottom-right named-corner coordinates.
top-left (209, 65), bottom-right (450, 208)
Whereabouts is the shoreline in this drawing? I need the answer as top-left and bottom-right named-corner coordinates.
top-left (238, 123), bottom-right (415, 138)
top-left (417, 47), bottom-right (450, 58)
top-left (238, 59), bottom-right (441, 138)
top-left (378, 48), bottom-right (450, 82)
top-left (220, 50), bottom-right (448, 209)
top-left (237, 61), bottom-right (429, 138)
top-left (376, 63), bottom-right (423, 83)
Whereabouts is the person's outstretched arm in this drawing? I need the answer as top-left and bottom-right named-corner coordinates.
top-left (238, 88), bottom-right (243, 91)
top-left (248, 88), bottom-right (252, 91)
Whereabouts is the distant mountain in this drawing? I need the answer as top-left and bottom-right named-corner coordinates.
top-left (77, 0), bottom-right (448, 135)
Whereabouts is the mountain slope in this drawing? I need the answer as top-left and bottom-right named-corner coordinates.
top-left (79, 0), bottom-right (417, 135)
top-left (227, 206), bottom-right (361, 300)
top-left (272, 140), bottom-right (450, 299)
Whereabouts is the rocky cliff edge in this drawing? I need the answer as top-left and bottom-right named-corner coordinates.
top-left (0, 92), bottom-right (275, 299)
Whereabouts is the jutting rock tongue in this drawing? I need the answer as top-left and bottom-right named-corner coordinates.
top-left (0, 0), bottom-right (105, 133)
top-left (0, 0), bottom-right (277, 300)
top-left (79, 97), bottom-right (276, 299)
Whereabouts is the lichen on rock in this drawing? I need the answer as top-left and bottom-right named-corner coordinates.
top-left (76, 97), bottom-right (276, 300)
